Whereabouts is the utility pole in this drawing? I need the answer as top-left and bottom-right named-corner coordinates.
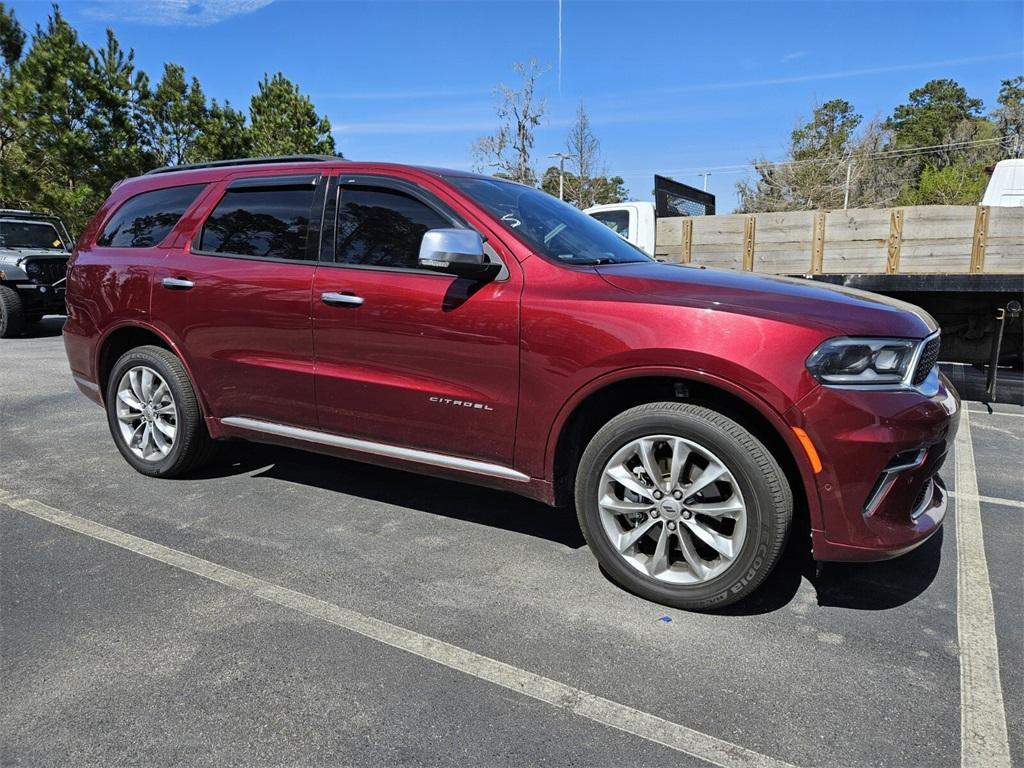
top-left (548, 152), bottom-right (571, 200)
top-left (698, 172), bottom-right (711, 192)
top-left (842, 159), bottom-right (853, 210)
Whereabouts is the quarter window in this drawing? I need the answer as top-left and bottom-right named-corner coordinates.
top-left (199, 187), bottom-right (316, 261)
top-left (334, 186), bottom-right (450, 269)
top-left (97, 184), bottom-right (206, 248)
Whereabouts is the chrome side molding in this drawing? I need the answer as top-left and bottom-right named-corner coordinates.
top-left (220, 416), bottom-right (531, 483)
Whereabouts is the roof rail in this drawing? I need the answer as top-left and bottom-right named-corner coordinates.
top-left (144, 155), bottom-right (343, 176)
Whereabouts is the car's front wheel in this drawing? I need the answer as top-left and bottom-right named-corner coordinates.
top-left (105, 345), bottom-right (215, 477)
top-left (0, 285), bottom-right (25, 338)
top-left (575, 402), bottom-right (792, 611)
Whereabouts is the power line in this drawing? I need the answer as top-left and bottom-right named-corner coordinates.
top-left (634, 134), bottom-right (1012, 179)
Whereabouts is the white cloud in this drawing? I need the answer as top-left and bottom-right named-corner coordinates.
top-left (781, 51), bottom-right (807, 63)
top-left (82, 0), bottom-right (274, 27)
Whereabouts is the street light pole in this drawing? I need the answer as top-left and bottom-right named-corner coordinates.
top-left (698, 172), bottom-right (711, 192)
top-left (843, 159), bottom-right (853, 210)
top-left (548, 152), bottom-right (571, 200)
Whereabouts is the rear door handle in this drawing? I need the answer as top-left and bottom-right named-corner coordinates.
top-left (321, 292), bottom-right (364, 307)
top-left (161, 277), bottom-right (194, 290)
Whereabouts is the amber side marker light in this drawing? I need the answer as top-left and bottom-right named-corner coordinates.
top-left (791, 427), bottom-right (823, 474)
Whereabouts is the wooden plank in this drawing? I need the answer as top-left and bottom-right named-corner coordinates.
top-left (811, 211), bottom-right (826, 274)
top-left (689, 215), bottom-right (748, 270)
top-left (983, 206), bottom-right (1024, 275)
top-left (899, 205), bottom-right (976, 274)
top-left (970, 205), bottom-right (989, 273)
top-left (655, 217), bottom-right (683, 261)
top-left (742, 216), bottom-right (756, 271)
top-left (820, 208), bottom-right (890, 274)
top-left (747, 211), bottom-right (815, 274)
top-left (886, 208), bottom-right (904, 274)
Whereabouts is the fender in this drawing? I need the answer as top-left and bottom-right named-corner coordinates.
top-left (93, 319), bottom-right (213, 430)
top-left (543, 364), bottom-right (824, 532)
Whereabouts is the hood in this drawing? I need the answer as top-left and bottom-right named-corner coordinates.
top-left (596, 261), bottom-right (938, 338)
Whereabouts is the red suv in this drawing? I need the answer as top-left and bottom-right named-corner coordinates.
top-left (64, 156), bottom-right (959, 609)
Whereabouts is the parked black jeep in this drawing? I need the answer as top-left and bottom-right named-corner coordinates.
top-left (0, 209), bottom-right (73, 337)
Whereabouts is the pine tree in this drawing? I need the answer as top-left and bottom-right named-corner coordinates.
top-left (148, 63), bottom-right (209, 166)
top-left (247, 72), bottom-right (335, 157)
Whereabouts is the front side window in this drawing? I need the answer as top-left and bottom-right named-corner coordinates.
top-left (97, 184), bottom-right (205, 248)
top-left (449, 177), bottom-right (650, 266)
top-left (199, 187), bottom-right (315, 261)
top-left (590, 209), bottom-right (630, 239)
top-left (0, 220), bottom-right (65, 250)
top-left (333, 186), bottom-right (450, 269)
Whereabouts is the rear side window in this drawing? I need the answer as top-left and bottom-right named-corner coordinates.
top-left (199, 187), bottom-right (316, 261)
top-left (97, 184), bottom-right (205, 248)
top-left (334, 186), bottom-right (450, 269)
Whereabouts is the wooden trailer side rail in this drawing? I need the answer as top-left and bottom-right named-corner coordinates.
top-left (654, 205), bottom-right (1024, 276)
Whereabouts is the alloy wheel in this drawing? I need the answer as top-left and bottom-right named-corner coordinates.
top-left (597, 434), bottom-right (748, 585)
top-left (114, 365), bottom-right (178, 462)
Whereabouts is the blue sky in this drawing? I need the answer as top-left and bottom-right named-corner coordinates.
top-left (11, 0), bottom-right (1024, 211)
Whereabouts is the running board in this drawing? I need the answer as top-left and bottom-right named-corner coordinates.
top-left (220, 416), bottom-right (531, 483)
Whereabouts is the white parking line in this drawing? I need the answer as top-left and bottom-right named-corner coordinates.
top-left (954, 409), bottom-right (1012, 768)
top-left (0, 488), bottom-right (797, 768)
top-left (948, 491), bottom-right (1024, 510)
top-left (965, 406), bottom-right (1024, 418)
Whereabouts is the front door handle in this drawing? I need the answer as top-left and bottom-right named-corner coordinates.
top-left (161, 277), bottom-right (194, 290)
top-left (321, 292), bottom-right (364, 307)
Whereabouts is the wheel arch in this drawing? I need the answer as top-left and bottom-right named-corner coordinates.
top-left (95, 322), bottom-right (206, 415)
top-left (547, 368), bottom-right (822, 534)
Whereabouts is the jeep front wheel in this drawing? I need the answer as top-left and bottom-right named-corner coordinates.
top-left (0, 285), bottom-right (25, 338)
top-left (575, 402), bottom-right (792, 611)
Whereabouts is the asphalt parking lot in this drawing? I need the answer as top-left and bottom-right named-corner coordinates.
top-left (1, 319), bottom-right (1021, 768)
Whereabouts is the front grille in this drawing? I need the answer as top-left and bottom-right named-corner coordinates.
top-left (912, 336), bottom-right (940, 386)
top-left (26, 258), bottom-right (67, 286)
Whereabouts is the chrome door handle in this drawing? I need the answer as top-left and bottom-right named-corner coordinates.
top-left (321, 292), bottom-right (364, 307)
top-left (161, 277), bottom-right (194, 290)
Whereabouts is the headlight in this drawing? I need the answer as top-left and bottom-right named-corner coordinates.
top-left (806, 337), bottom-right (917, 386)
top-left (25, 261), bottom-right (41, 277)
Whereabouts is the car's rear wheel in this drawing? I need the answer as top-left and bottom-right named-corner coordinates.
top-left (0, 285), bottom-right (25, 338)
top-left (575, 402), bottom-right (792, 610)
top-left (105, 345), bottom-right (215, 477)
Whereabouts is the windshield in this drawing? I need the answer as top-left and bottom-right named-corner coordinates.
top-left (0, 220), bottom-right (66, 250)
top-left (449, 177), bottom-right (651, 266)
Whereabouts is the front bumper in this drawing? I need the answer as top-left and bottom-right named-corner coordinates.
top-left (15, 281), bottom-right (67, 312)
top-left (789, 369), bottom-right (960, 562)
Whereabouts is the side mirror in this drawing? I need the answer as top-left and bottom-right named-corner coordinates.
top-left (418, 228), bottom-right (501, 281)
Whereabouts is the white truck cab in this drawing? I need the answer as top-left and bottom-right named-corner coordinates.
top-left (981, 159), bottom-right (1024, 207)
top-left (585, 201), bottom-right (657, 256)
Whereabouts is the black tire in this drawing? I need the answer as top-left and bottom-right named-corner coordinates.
top-left (574, 402), bottom-right (792, 611)
top-left (105, 345), bottom-right (216, 477)
top-left (0, 285), bottom-right (25, 338)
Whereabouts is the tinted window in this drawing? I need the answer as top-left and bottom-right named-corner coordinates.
top-left (449, 177), bottom-right (650, 266)
top-left (591, 210), bottom-right (630, 239)
top-left (199, 187), bottom-right (316, 261)
top-left (334, 186), bottom-right (449, 269)
top-left (97, 184), bottom-right (205, 248)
